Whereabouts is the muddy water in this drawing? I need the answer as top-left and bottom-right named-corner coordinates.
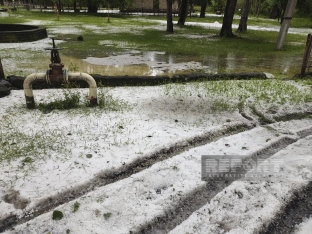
top-left (9, 50), bottom-right (303, 77)
top-left (82, 51), bottom-right (211, 76)
top-left (80, 52), bottom-right (303, 77)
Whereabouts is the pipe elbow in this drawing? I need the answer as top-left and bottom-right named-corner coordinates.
top-left (68, 72), bottom-right (97, 88)
top-left (23, 73), bottom-right (46, 89)
top-left (68, 72), bottom-right (98, 106)
top-left (23, 73), bottom-right (46, 109)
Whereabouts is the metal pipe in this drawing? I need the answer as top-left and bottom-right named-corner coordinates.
top-left (0, 58), bottom-right (5, 79)
top-left (68, 72), bottom-right (98, 106)
top-left (23, 72), bottom-right (98, 109)
top-left (23, 73), bottom-right (46, 109)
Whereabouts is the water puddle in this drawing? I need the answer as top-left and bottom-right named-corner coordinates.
top-left (80, 51), bottom-right (303, 77)
top-left (82, 51), bottom-right (210, 76)
top-left (1, 45), bottom-right (303, 78)
top-left (0, 15), bottom-right (308, 78)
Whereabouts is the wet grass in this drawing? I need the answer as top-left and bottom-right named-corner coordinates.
top-left (36, 87), bottom-right (131, 112)
top-left (163, 79), bottom-right (312, 113)
top-left (0, 87), bottom-right (131, 163)
top-left (0, 9), bottom-right (309, 76)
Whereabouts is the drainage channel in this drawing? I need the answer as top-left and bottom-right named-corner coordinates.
top-left (0, 123), bottom-right (250, 233)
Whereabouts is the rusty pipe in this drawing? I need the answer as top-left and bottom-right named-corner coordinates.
top-left (23, 71), bottom-right (98, 109)
top-left (23, 73), bottom-right (47, 109)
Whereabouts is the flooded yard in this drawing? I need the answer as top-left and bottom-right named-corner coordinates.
top-left (0, 12), bottom-right (308, 78)
top-left (0, 44), bottom-right (304, 78)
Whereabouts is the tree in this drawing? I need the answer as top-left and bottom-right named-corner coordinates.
top-left (87, 0), bottom-right (98, 13)
top-left (194, 0), bottom-right (211, 17)
top-left (53, 0), bottom-right (62, 13)
top-left (220, 0), bottom-right (238, 37)
top-left (237, 0), bottom-right (252, 32)
top-left (153, 0), bottom-right (160, 13)
top-left (166, 0), bottom-right (174, 32)
top-left (211, 0), bottom-right (226, 13)
top-left (276, 0), bottom-right (298, 50)
top-left (178, 0), bottom-right (188, 25)
top-left (73, 0), bottom-right (77, 12)
top-left (193, 0), bottom-right (210, 17)
top-left (200, 0), bottom-right (208, 17)
top-left (255, 0), bottom-right (261, 17)
top-left (297, 0), bottom-right (312, 16)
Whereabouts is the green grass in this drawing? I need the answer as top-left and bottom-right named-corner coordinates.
top-left (36, 87), bottom-right (131, 112)
top-left (0, 87), bottom-right (131, 163)
top-left (73, 201), bottom-right (80, 213)
top-left (37, 88), bottom-right (81, 112)
top-left (0, 9), bottom-right (310, 77)
top-left (0, 119), bottom-right (69, 163)
top-left (290, 16), bottom-right (312, 28)
top-left (60, 19), bottom-right (303, 57)
top-left (163, 79), bottom-right (312, 113)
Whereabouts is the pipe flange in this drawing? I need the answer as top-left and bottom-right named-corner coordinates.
top-left (45, 70), bottom-right (51, 84)
top-left (63, 69), bottom-right (69, 84)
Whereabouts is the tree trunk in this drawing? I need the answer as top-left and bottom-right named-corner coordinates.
top-left (189, 0), bottom-right (193, 16)
top-left (200, 2), bottom-right (207, 18)
top-left (280, 0), bottom-right (288, 23)
top-left (153, 0), bottom-right (159, 14)
top-left (166, 0), bottom-right (174, 33)
top-left (88, 3), bottom-right (98, 13)
top-left (56, 0), bottom-right (61, 13)
top-left (73, 0), bottom-right (77, 12)
top-left (256, 0), bottom-right (261, 17)
top-left (178, 0), bottom-right (188, 25)
top-left (276, 0), bottom-right (298, 50)
top-left (237, 0), bottom-right (252, 32)
top-left (220, 0), bottom-right (238, 37)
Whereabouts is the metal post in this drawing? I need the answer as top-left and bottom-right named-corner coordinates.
top-left (0, 58), bottom-right (5, 79)
top-left (276, 0), bottom-right (298, 50)
top-left (300, 34), bottom-right (312, 77)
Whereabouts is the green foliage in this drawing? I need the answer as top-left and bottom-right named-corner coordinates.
top-left (68, 62), bottom-right (79, 72)
top-left (248, 0), bottom-right (312, 18)
top-left (259, 0), bottom-right (284, 15)
top-left (211, 0), bottom-right (226, 12)
top-left (96, 88), bottom-right (130, 111)
top-left (163, 79), bottom-right (312, 114)
top-left (73, 201), bottom-right (80, 212)
top-left (38, 89), bottom-right (81, 112)
top-left (22, 157), bottom-right (34, 163)
top-left (296, 0), bottom-right (312, 17)
top-left (52, 210), bottom-right (64, 220)
top-left (103, 212), bottom-right (112, 220)
top-left (35, 87), bottom-right (130, 112)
